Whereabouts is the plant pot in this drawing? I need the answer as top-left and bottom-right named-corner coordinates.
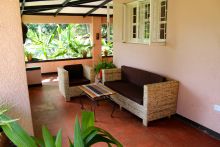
top-left (27, 54), bottom-right (32, 61)
top-left (99, 70), bottom-right (102, 79)
top-left (104, 50), bottom-right (108, 57)
top-left (82, 51), bottom-right (87, 58)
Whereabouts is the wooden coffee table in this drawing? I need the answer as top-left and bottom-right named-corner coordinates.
top-left (79, 83), bottom-right (116, 118)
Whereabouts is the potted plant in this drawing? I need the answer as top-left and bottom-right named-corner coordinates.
top-left (68, 36), bottom-right (93, 59)
top-left (103, 49), bottom-right (108, 57)
top-left (24, 51), bottom-right (33, 61)
top-left (81, 50), bottom-right (88, 58)
top-left (102, 39), bottom-right (113, 57)
top-left (94, 61), bottom-right (116, 79)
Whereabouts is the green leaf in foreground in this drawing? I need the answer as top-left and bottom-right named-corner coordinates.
top-left (0, 114), bottom-right (37, 147)
top-left (81, 111), bottom-right (94, 132)
top-left (55, 129), bottom-right (62, 147)
top-left (42, 125), bottom-right (55, 147)
top-left (74, 116), bottom-right (84, 147)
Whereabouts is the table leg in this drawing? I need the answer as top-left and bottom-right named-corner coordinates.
top-left (79, 92), bottom-right (85, 110)
top-left (107, 97), bottom-right (116, 117)
top-left (111, 104), bottom-right (116, 117)
top-left (80, 97), bottom-right (84, 109)
top-left (92, 101), bottom-right (98, 121)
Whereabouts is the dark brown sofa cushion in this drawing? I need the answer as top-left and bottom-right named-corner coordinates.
top-left (64, 64), bottom-right (83, 80)
top-left (105, 80), bottom-right (143, 105)
top-left (64, 64), bottom-right (90, 87)
top-left (69, 77), bottom-right (90, 87)
top-left (121, 65), bottom-right (165, 87)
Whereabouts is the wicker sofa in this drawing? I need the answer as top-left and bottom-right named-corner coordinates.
top-left (102, 66), bottom-right (179, 126)
top-left (57, 64), bottom-right (95, 101)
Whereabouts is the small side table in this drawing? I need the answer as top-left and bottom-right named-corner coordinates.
top-left (79, 83), bottom-right (116, 119)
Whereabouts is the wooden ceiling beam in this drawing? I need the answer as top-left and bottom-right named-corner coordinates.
top-left (22, 12), bottom-right (113, 17)
top-left (21, 0), bottom-right (26, 15)
top-left (54, 0), bottom-right (72, 17)
top-left (68, 0), bottom-right (102, 5)
top-left (84, 0), bottom-right (112, 17)
top-left (20, 0), bottom-right (55, 2)
top-left (23, 4), bottom-right (112, 11)
top-left (23, 5), bottom-right (112, 14)
top-left (21, 0), bottom-right (105, 12)
top-left (20, 0), bottom-right (113, 16)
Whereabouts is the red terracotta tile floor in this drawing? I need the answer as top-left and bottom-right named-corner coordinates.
top-left (28, 74), bottom-right (220, 147)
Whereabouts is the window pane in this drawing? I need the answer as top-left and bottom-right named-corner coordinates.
top-left (133, 33), bottom-right (136, 38)
top-left (133, 25), bottom-right (136, 34)
top-left (159, 0), bottom-right (167, 40)
top-left (101, 24), bottom-right (113, 56)
top-left (160, 29), bottom-right (165, 39)
top-left (133, 7), bottom-right (137, 15)
top-left (133, 16), bottom-right (136, 23)
top-left (145, 4), bottom-right (150, 19)
top-left (24, 24), bottom-right (92, 61)
top-left (144, 22), bottom-right (150, 39)
top-left (161, 6), bottom-right (165, 19)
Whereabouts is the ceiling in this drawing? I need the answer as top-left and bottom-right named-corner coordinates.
top-left (20, 0), bottom-right (113, 17)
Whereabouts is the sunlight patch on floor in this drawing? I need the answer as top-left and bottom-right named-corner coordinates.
top-left (42, 77), bottom-right (59, 83)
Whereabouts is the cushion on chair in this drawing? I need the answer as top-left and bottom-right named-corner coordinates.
top-left (64, 64), bottom-right (83, 80)
top-left (121, 65), bottom-right (166, 87)
top-left (105, 80), bottom-right (143, 105)
top-left (69, 77), bottom-right (90, 87)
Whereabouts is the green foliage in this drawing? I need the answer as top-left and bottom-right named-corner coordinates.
top-left (0, 114), bottom-right (37, 147)
top-left (101, 24), bottom-right (113, 56)
top-left (69, 111), bottom-right (122, 147)
top-left (0, 106), bottom-right (62, 147)
top-left (102, 39), bottom-right (113, 56)
top-left (94, 61), bottom-right (116, 74)
top-left (0, 109), bottom-right (122, 147)
top-left (24, 24), bottom-right (92, 60)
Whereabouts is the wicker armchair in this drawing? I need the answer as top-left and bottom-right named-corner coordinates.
top-left (102, 66), bottom-right (179, 126)
top-left (57, 64), bottom-right (95, 101)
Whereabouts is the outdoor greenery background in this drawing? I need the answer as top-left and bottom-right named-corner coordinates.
top-left (24, 23), bottom-right (113, 61)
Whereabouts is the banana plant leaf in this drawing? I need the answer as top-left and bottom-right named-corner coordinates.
top-left (70, 111), bottom-right (122, 147)
top-left (0, 108), bottom-right (121, 147)
top-left (74, 116), bottom-right (84, 147)
top-left (0, 113), bottom-right (62, 147)
top-left (0, 114), bottom-right (38, 147)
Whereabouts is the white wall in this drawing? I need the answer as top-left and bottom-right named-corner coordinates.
top-left (113, 0), bottom-right (220, 133)
top-left (0, 0), bottom-right (33, 134)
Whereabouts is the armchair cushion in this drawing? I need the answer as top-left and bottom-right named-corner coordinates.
top-left (64, 64), bottom-right (90, 87)
top-left (64, 64), bottom-right (83, 80)
top-left (69, 77), bottom-right (90, 87)
top-left (121, 65), bottom-right (166, 87)
top-left (105, 80), bottom-right (143, 105)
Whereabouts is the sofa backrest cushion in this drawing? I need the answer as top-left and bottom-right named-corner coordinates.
top-left (121, 65), bottom-right (165, 87)
top-left (64, 64), bottom-right (83, 79)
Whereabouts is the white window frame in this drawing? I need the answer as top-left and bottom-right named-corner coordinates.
top-left (157, 0), bottom-right (167, 42)
top-left (123, 0), bottom-right (168, 45)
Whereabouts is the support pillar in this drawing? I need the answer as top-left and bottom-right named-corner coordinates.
top-left (0, 0), bottom-right (34, 134)
top-left (91, 17), bottom-right (102, 66)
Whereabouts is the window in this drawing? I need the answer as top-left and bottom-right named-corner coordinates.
top-left (124, 0), bottom-right (168, 44)
top-left (159, 0), bottom-right (168, 40)
top-left (101, 24), bottom-right (113, 56)
top-left (24, 24), bottom-right (92, 61)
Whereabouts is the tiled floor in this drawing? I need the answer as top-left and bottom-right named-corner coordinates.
top-left (28, 74), bottom-right (220, 147)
